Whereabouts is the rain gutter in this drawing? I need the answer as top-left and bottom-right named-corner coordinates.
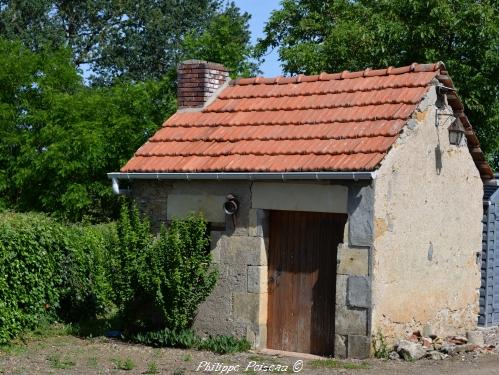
top-left (108, 171), bottom-right (377, 195)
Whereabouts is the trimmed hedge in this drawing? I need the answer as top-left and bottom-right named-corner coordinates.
top-left (0, 212), bottom-right (114, 343)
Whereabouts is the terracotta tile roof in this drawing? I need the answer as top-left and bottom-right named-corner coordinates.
top-left (121, 62), bottom-right (493, 179)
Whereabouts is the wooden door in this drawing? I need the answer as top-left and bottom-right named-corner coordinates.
top-left (267, 210), bottom-right (347, 355)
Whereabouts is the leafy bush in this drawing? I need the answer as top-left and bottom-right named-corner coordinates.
top-left (57, 224), bottom-right (114, 322)
top-left (0, 213), bottom-right (61, 343)
top-left (111, 204), bottom-right (218, 333)
top-left (0, 212), bottom-right (113, 343)
top-left (109, 203), bottom-right (152, 324)
top-left (0, 204), bottom-right (220, 346)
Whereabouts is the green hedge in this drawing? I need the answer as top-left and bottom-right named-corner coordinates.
top-left (0, 207), bottom-right (219, 345)
top-left (0, 212), bottom-right (114, 343)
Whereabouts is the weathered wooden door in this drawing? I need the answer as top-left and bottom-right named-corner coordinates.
top-left (267, 210), bottom-right (347, 355)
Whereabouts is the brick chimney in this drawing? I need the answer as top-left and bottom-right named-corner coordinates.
top-left (177, 60), bottom-right (230, 109)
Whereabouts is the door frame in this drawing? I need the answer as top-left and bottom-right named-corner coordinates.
top-left (264, 209), bottom-right (347, 355)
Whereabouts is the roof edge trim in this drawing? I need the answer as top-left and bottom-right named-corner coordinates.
top-left (108, 171), bottom-right (376, 181)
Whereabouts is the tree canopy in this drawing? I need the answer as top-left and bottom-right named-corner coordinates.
top-left (0, 1), bottom-right (258, 221)
top-left (0, 38), bottom-right (176, 221)
top-left (0, 0), bottom-right (258, 82)
top-left (257, 0), bottom-right (499, 169)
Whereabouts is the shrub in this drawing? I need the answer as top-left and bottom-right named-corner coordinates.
top-left (0, 212), bottom-right (113, 343)
top-left (57, 223), bottom-right (114, 322)
top-left (0, 204), bottom-right (219, 345)
top-left (109, 203), bottom-right (152, 315)
top-left (0, 213), bottom-right (62, 343)
top-left (111, 204), bottom-right (218, 333)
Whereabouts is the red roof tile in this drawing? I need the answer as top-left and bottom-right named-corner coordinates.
top-left (121, 62), bottom-right (493, 179)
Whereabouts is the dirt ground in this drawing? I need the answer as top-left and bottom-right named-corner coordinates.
top-left (2, 333), bottom-right (499, 375)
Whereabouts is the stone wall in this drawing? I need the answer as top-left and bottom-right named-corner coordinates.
top-left (334, 182), bottom-right (373, 358)
top-left (371, 86), bottom-right (483, 342)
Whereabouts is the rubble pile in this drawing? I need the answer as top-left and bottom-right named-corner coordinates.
top-left (390, 330), bottom-right (496, 361)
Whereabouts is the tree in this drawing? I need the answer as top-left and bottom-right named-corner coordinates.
top-left (182, 2), bottom-right (259, 77)
top-left (0, 0), bottom-right (257, 82)
top-left (0, 38), bottom-right (176, 221)
top-left (257, 0), bottom-right (499, 169)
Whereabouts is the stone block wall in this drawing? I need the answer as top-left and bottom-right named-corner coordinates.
top-left (333, 182), bottom-right (373, 359)
top-left (131, 180), bottom-right (268, 347)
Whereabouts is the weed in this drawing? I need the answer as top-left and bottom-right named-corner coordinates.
top-left (0, 343), bottom-right (27, 356)
top-left (113, 357), bottom-right (136, 370)
top-left (30, 322), bottom-right (71, 339)
top-left (197, 335), bottom-right (251, 354)
top-left (372, 331), bottom-right (391, 359)
top-left (182, 353), bottom-right (192, 362)
top-left (145, 362), bottom-right (159, 374)
top-left (131, 329), bottom-right (250, 354)
top-left (172, 368), bottom-right (185, 375)
top-left (309, 359), bottom-right (369, 370)
top-left (87, 356), bottom-right (99, 368)
top-left (46, 354), bottom-right (76, 369)
top-left (342, 362), bottom-right (370, 369)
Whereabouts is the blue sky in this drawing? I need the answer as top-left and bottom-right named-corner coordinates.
top-left (234, 0), bottom-right (283, 77)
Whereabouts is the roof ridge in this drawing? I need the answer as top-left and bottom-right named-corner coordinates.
top-left (233, 62), bottom-right (445, 86)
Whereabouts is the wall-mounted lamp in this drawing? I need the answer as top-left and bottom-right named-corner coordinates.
top-left (448, 118), bottom-right (465, 146)
top-left (223, 194), bottom-right (239, 215)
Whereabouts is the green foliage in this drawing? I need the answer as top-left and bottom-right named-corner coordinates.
top-left (111, 204), bottom-right (218, 333)
top-left (110, 202), bottom-right (153, 318)
top-left (113, 357), bottom-right (135, 371)
top-left (172, 368), bottom-right (186, 375)
top-left (145, 215), bottom-right (218, 331)
top-left (0, 0), bottom-right (257, 82)
top-left (57, 224), bottom-right (115, 322)
top-left (130, 328), bottom-right (200, 349)
top-left (182, 2), bottom-right (260, 77)
top-left (197, 335), bottom-right (251, 354)
top-left (257, 0), bottom-right (499, 169)
top-left (0, 212), bottom-right (113, 344)
top-left (130, 328), bottom-right (251, 354)
top-left (0, 38), bottom-right (176, 222)
top-left (146, 362), bottom-right (159, 374)
top-left (47, 354), bottom-right (76, 369)
top-left (372, 331), bottom-right (391, 359)
top-left (0, 205), bottom-right (221, 348)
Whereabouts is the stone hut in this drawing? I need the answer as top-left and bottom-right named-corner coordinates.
top-left (109, 60), bottom-right (494, 358)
